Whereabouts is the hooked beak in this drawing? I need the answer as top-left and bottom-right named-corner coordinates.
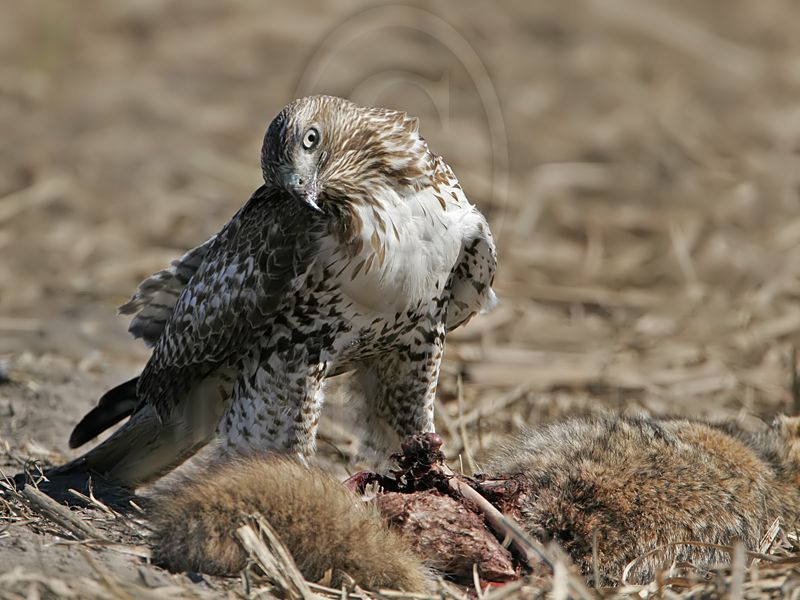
top-left (284, 173), bottom-right (323, 213)
top-left (303, 187), bottom-right (322, 213)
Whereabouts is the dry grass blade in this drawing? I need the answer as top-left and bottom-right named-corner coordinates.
top-left (547, 545), bottom-right (597, 600)
top-left (729, 543), bottom-right (746, 600)
top-left (433, 397), bottom-right (461, 457)
top-left (551, 559), bottom-right (568, 600)
top-left (47, 538), bottom-right (152, 560)
top-left (621, 540), bottom-right (799, 586)
top-left (757, 518), bottom-right (783, 555)
top-left (472, 563), bottom-right (484, 599)
top-left (67, 487), bottom-right (119, 519)
top-left (478, 579), bottom-right (527, 600)
top-left (456, 375), bottom-right (477, 474)
top-left (18, 485), bottom-right (109, 542)
top-left (439, 463), bottom-right (552, 570)
top-left (235, 513), bottom-right (318, 600)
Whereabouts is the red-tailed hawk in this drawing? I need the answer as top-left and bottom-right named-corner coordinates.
top-left (61, 95), bottom-right (497, 486)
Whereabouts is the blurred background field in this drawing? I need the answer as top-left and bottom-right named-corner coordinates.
top-left (2, 0), bottom-right (800, 595)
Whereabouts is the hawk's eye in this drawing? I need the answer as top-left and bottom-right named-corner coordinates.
top-left (302, 127), bottom-right (320, 151)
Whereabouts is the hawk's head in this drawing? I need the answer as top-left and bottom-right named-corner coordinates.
top-left (261, 95), bottom-right (433, 213)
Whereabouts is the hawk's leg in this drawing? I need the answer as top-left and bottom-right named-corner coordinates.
top-left (355, 321), bottom-right (446, 458)
top-left (216, 352), bottom-right (327, 456)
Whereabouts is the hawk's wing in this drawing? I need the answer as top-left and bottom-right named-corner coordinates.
top-left (424, 156), bottom-right (497, 332)
top-left (136, 185), bottom-right (321, 419)
top-left (119, 235), bottom-right (217, 347)
top-left (446, 208), bottom-right (498, 332)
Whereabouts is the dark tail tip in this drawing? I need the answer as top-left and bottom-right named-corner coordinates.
top-left (69, 377), bottom-right (139, 449)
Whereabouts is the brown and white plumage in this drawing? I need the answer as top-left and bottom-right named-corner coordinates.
top-left (59, 95), bottom-right (496, 486)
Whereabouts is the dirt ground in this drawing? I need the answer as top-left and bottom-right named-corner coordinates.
top-left (3, 0), bottom-right (800, 598)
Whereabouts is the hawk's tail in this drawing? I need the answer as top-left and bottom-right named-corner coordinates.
top-left (69, 377), bottom-right (139, 449)
top-left (49, 377), bottom-right (229, 489)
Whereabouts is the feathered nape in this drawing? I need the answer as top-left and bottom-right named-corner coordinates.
top-left (306, 96), bottom-right (435, 198)
top-left (282, 96), bottom-right (436, 253)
